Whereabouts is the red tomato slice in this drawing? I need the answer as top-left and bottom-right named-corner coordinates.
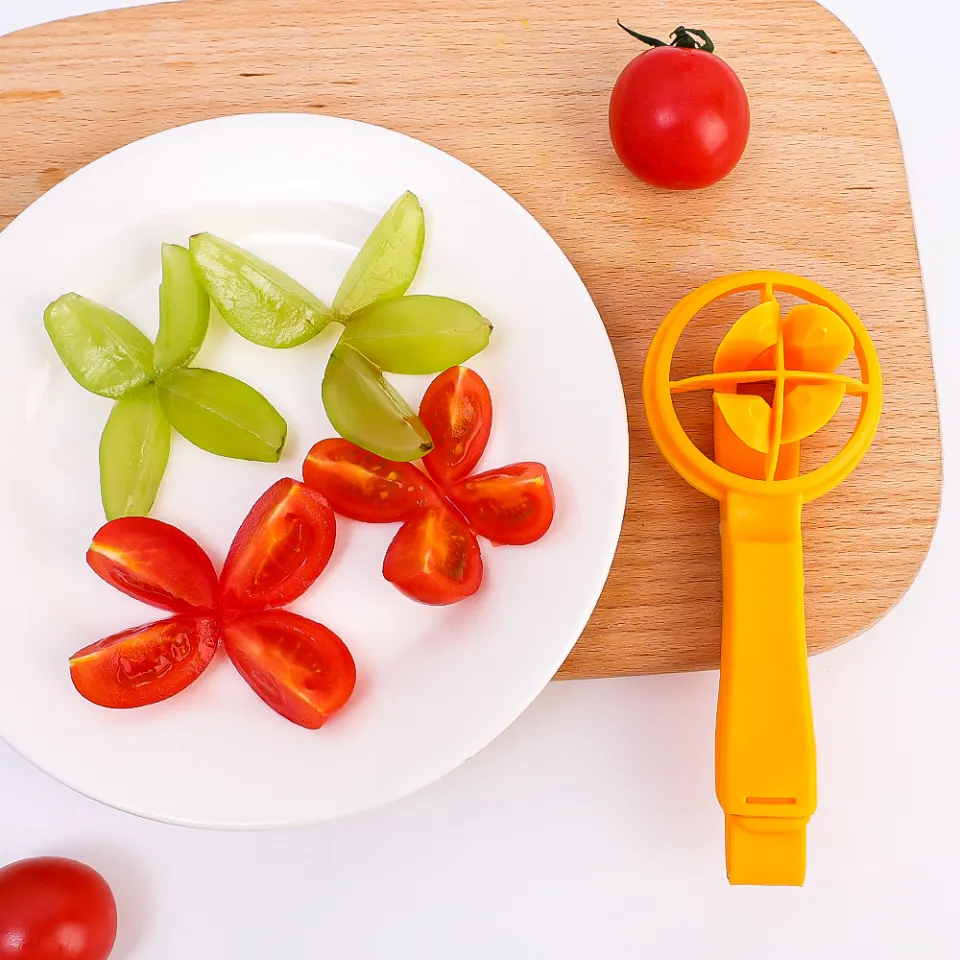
top-left (303, 438), bottom-right (437, 523)
top-left (219, 478), bottom-right (336, 613)
top-left (446, 462), bottom-right (556, 545)
top-left (70, 615), bottom-right (221, 708)
top-left (382, 505), bottom-right (483, 605)
top-left (420, 366), bottom-right (492, 487)
top-left (223, 610), bottom-right (356, 729)
top-left (86, 517), bottom-right (218, 613)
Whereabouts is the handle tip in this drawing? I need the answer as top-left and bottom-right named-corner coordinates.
top-left (725, 814), bottom-right (808, 886)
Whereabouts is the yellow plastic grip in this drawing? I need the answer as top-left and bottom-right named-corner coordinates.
top-left (718, 491), bottom-right (815, 885)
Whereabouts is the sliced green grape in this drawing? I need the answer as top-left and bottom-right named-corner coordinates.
top-left (99, 386), bottom-right (171, 520)
top-left (332, 191), bottom-right (424, 319)
top-left (158, 367), bottom-right (286, 462)
top-left (322, 342), bottom-right (433, 462)
top-left (189, 233), bottom-right (332, 348)
top-left (154, 242), bottom-right (210, 377)
top-left (44, 293), bottom-right (154, 398)
top-left (341, 295), bottom-right (492, 374)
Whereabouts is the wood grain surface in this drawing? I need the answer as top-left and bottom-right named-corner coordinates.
top-left (0, 0), bottom-right (941, 679)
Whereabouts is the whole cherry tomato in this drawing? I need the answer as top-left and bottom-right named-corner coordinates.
top-left (0, 857), bottom-right (117, 960)
top-left (609, 24), bottom-right (750, 190)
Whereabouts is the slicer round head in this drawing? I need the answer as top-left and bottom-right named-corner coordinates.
top-left (643, 272), bottom-right (883, 502)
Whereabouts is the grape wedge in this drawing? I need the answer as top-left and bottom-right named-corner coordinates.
top-left (154, 242), bottom-right (210, 377)
top-left (158, 367), bottom-right (286, 461)
top-left (99, 386), bottom-right (171, 520)
top-left (341, 295), bottom-right (492, 374)
top-left (189, 233), bottom-right (332, 348)
top-left (332, 191), bottom-right (424, 320)
top-left (322, 343), bottom-right (433, 461)
top-left (44, 293), bottom-right (154, 398)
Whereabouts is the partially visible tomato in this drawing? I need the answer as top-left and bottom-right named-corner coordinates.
top-left (0, 857), bottom-right (117, 960)
top-left (219, 478), bottom-right (336, 613)
top-left (86, 517), bottom-right (218, 613)
top-left (70, 615), bottom-right (221, 708)
top-left (223, 610), bottom-right (356, 729)
top-left (446, 462), bottom-right (555, 545)
top-left (383, 505), bottom-right (483, 605)
top-left (303, 438), bottom-right (436, 522)
top-left (420, 366), bottom-right (492, 487)
top-left (609, 24), bottom-right (750, 190)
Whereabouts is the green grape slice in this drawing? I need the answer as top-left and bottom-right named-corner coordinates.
top-left (44, 293), bottom-right (154, 398)
top-left (189, 233), bottom-right (332, 348)
top-left (322, 343), bottom-right (433, 462)
top-left (154, 242), bottom-right (211, 377)
top-left (332, 191), bottom-right (425, 320)
top-left (158, 367), bottom-right (287, 462)
top-left (341, 295), bottom-right (492, 374)
top-left (100, 386), bottom-right (171, 520)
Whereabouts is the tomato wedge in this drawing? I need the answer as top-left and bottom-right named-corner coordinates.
top-left (219, 478), bottom-right (336, 613)
top-left (70, 615), bottom-right (221, 708)
top-left (382, 505), bottom-right (483, 605)
top-left (446, 462), bottom-right (555, 545)
top-left (223, 610), bottom-right (356, 729)
top-left (420, 366), bottom-right (492, 487)
top-left (303, 437), bottom-right (436, 523)
top-left (86, 517), bottom-right (218, 613)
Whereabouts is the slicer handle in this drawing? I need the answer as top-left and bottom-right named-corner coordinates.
top-left (717, 491), bottom-right (816, 886)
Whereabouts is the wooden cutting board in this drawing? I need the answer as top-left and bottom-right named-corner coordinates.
top-left (0, 0), bottom-right (941, 679)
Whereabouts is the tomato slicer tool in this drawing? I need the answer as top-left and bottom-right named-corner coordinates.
top-left (643, 272), bottom-right (882, 885)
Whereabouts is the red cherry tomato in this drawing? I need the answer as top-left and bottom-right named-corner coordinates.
top-left (383, 505), bottom-right (483, 605)
top-left (223, 610), bottom-right (356, 729)
top-left (219, 478), bottom-right (336, 613)
top-left (446, 462), bottom-right (555, 545)
top-left (70, 616), bottom-right (221, 708)
top-left (86, 517), bottom-right (218, 613)
top-left (0, 857), bottom-right (117, 960)
top-left (420, 366), bottom-right (492, 487)
top-left (303, 438), bottom-right (436, 523)
top-left (609, 24), bottom-right (750, 190)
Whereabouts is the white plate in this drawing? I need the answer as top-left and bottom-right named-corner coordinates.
top-left (0, 114), bottom-right (627, 827)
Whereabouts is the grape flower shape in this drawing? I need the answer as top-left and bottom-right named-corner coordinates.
top-left (69, 479), bottom-right (356, 728)
top-left (303, 367), bottom-right (555, 605)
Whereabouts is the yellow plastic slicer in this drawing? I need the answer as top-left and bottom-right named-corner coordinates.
top-left (643, 272), bottom-right (882, 886)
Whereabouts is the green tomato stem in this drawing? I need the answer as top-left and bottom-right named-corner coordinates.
top-left (616, 21), bottom-right (715, 54)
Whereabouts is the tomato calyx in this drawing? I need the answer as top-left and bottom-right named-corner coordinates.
top-left (616, 22), bottom-right (716, 54)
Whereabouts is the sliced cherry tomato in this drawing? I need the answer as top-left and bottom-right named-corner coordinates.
top-left (303, 438), bottom-right (436, 523)
top-left (70, 615), bottom-right (221, 708)
top-left (219, 478), bottom-right (336, 613)
top-left (420, 366), bottom-right (492, 486)
top-left (446, 462), bottom-right (555, 545)
top-left (86, 517), bottom-right (218, 613)
top-left (382, 505), bottom-right (483, 605)
top-left (0, 857), bottom-right (117, 960)
top-left (223, 610), bottom-right (356, 729)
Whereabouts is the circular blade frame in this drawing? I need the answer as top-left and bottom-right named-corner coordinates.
top-left (643, 272), bottom-right (883, 503)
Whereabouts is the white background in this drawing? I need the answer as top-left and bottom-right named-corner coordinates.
top-left (1, 1), bottom-right (957, 956)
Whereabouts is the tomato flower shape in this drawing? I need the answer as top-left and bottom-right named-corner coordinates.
top-left (69, 479), bottom-right (356, 729)
top-left (303, 366), bottom-right (555, 606)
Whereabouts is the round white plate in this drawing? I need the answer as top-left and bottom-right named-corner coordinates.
top-left (0, 114), bottom-right (627, 827)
